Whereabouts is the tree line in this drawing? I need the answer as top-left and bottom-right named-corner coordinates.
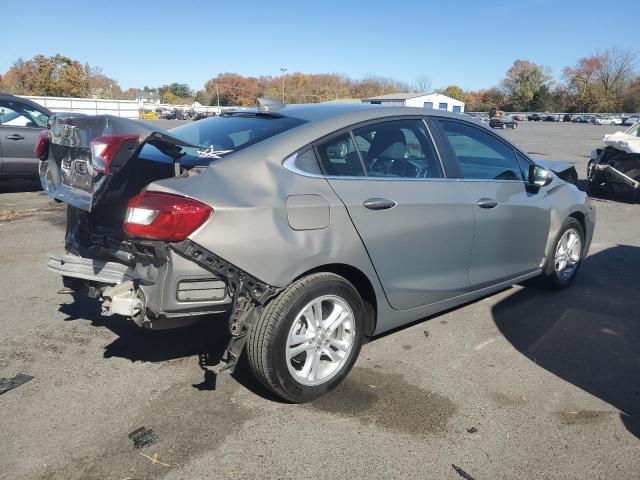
top-left (1, 48), bottom-right (638, 113)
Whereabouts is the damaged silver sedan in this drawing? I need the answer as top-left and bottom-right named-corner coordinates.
top-left (39, 101), bottom-right (595, 402)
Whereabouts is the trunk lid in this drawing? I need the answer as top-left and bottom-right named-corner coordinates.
top-left (39, 114), bottom-right (198, 212)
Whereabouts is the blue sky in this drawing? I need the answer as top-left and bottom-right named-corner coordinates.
top-left (1, 0), bottom-right (638, 91)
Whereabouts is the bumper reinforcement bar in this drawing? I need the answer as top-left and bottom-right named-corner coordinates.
top-left (172, 239), bottom-right (282, 373)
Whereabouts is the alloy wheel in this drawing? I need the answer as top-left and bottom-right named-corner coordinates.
top-left (554, 228), bottom-right (582, 281)
top-left (285, 295), bottom-right (356, 386)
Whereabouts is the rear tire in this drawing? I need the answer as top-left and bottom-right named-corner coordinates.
top-left (247, 272), bottom-right (365, 402)
top-left (538, 217), bottom-right (584, 289)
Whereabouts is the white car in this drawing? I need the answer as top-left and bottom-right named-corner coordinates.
top-left (622, 116), bottom-right (639, 126)
top-left (595, 116), bottom-right (623, 125)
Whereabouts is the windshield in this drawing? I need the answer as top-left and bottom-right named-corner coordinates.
top-left (625, 123), bottom-right (640, 137)
top-left (168, 113), bottom-right (306, 160)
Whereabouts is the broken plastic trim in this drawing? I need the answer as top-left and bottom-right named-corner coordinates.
top-left (171, 239), bottom-right (282, 373)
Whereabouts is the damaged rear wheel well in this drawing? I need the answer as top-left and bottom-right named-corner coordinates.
top-left (295, 264), bottom-right (377, 338)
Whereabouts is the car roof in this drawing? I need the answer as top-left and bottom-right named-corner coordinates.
top-left (242, 102), bottom-right (467, 124)
top-left (211, 101), bottom-right (494, 173)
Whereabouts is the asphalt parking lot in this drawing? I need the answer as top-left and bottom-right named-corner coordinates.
top-left (1, 121), bottom-right (639, 480)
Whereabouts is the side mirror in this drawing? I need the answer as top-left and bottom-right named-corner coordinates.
top-left (528, 165), bottom-right (553, 187)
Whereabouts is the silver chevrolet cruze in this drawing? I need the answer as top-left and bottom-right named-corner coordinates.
top-left (40, 101), bottom-right (595, 402)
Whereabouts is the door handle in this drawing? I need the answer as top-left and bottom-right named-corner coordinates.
top-left (477, 198), bottom-right (498, 209)
top-left (363, 198), bottom-right (397, 210)
top-left (6, 134), bottom-right (24, 140)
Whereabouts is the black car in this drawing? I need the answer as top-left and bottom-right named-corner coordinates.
top-left (489, 115), bottom-right (517, 129)
top-left (527, 113), bottom-right (542, 121)
top-left (0, 93), bottom-right (52, 179)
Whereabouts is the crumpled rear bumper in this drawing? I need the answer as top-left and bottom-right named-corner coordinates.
top-left (48, 253), bottom-right (135, 284)
top-left (47, 250), bottom-right (232, 328)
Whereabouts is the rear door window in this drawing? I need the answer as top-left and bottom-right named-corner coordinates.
top-left (437, 120), bottom-right (523, 181)
top-left (352, 119), bottom-right (443, 178)
top-left (316, 133), bottom-right (365, 177)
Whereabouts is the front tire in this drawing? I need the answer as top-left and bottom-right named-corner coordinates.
top-left (538, 217), bottom-right (584, 289)
top-left (247, 272), bottom-right (365, 402)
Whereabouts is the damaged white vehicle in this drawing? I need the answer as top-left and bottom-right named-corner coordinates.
top-left (588, 122), bottom-right (640, 198)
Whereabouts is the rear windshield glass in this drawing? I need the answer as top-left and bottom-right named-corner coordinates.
top-left (139, 113), bottom-right (306, 167)
top-left (170, 113), bottom-right (306, 159)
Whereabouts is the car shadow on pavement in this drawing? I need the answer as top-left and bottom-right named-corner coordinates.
top-left (58, 294), bottom-right (283, 401)
top-left (0, 179), bottom-right (41, 193)
top-left (492, 245), bottom-right (640, 438)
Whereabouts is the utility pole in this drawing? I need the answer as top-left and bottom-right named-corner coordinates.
top-left (280, 67), bottom-right (287, 103)
top-left (215, 83), bottom-right (220, 111)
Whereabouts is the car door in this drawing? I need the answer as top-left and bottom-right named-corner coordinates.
top-left (0, 98), bottom-right (50, 176)
top-left (316, 118), bottom-right (475, 310)
top-left (434, 119), bottom-right (550, 289)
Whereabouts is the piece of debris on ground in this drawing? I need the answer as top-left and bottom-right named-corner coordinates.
top-left (128, 427), bottom-right (159, 449)
top-left (0, 373), bottom-right (33, 394)
top-left (424, 330), bottom-right (430, 338)
top-left (140, 452), bottom-right (170, 467)
top-left (452, 464), bottom-right (476, 480)
top-left (467, 427), bottom-right (478, 434)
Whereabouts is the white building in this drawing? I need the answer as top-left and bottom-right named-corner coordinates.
top-left (135, 91), bottom-right (161, 106)
top-left (362, 92), bottom-right (465, 113)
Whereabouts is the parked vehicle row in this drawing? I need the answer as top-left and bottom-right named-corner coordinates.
top-left (38, 100), bottom-right (595, 402)
top-left (156, 108), bottom-right (217, 121)
top-left (498, 112), bottom-right (635, 125)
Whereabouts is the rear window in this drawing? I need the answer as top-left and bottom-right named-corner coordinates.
top-left (170, 113), bottom-right (306, 160)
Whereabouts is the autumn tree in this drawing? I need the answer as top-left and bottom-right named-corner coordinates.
top-left (162, 91), bottom-right (180, 104)
top-left (168, 83), bottom-right (191, 98)
top-left (194, 90), bottom-right (213, 105)
top-left (204, 73), bottom-right (262, 106)
top-left (501, 60), bottom-right (552, 111)
top-left (563, 55), bottom-right (606, 111)
top-left (439, 85), bottom-right (466, 102)
top-left (622, 76), bottom-right (640, 112)
top-left (529, 84), bottom-right (552, 111)
top-left (0, 54), bottom-right (126, 99)
top-left (84, 64), bottom-right (124, 99)
top-left (2, 54), bottom-right (88, 97)
top-left (464, 88), bottom-right (505, 112)
top-left (202, 72), bottom-right (404, 106)
top-left (563, 48), bottom-right (636, 112)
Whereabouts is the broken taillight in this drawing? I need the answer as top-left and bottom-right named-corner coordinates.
top-left (123, 191), bottom-right (213, 242)
top-left (90, 135), bottom-right (139, 175)
top-left (34, 130), bottom-right (49, 158)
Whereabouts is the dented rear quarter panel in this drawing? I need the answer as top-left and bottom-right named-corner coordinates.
top-left (146, 130), bottom-right (391, 327)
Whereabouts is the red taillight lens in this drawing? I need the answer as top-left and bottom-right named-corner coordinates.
top-left (34, 130), bottom-right (49, 158)
top-left (90, 135), bottom-right (139, 175)
top-left (123, 192), bottom-right (213, 242)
